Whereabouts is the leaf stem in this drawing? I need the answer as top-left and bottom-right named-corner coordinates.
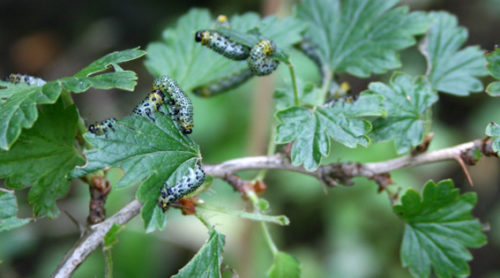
top-left (60, 90), bottom-right (92, 149)
top-left (195, 211), bottom-right (212, 230)
top-left (247, 191), bottom-right (279, 256)
top-left (196, 203), bottom-right (289, 225)
top-left (286, 60), bottom-right (300, 106)
top-left (103, 247), bottom-right (113, 278)
top-left (253, 125), bottom-right (277, 181)
top-left (319, 66), bottom-right (333, 104)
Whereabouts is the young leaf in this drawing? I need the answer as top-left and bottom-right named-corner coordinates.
top-left (73, 111), bottom-right (200, 230)
top-left (370, 73), bottom-right (438, 154)
top-left (486, 46), bottom-right (500, 96)
top-left (275, 92), bottom-right (384, 171)
top-left (486, 122), bottom-right (500, 154)
top-left (74, 47), bottom-right (146, 77)
top-left (0, 100), bottom-right (85, 218)
top-left (296, 0), bottom-right (429, 77)
top-left (144, 9), bottom-right (305, 92)
top-left (419, 12), bottom-right (488, 96)
top-left (394, 180), bottom-right (487, 278)
top-left (172, 229), bottom-right (225, 278)
top-left (103, 223), bottom-right (125, 248)
top-left (267, 252), bottom-right (301, 278)
top-left (0, 81), bottom-right (62, 150)
top-left (0, 190), bottom-right (31, 232)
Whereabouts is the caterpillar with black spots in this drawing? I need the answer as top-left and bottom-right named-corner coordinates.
top-left (192, 68), bottom-right (254, 97)
top-left (195, 30), bottom-right (250, 61)
top-left (88, 118), bottom-right (117, 136)
top-left (6, 73), bottom-right (46, 86)
top-left (132, 89), bottom-right (167, 121)
top-left (158, 162), bottom-right (206, 211)
top-left (153, 76), bottom-right (194, 134)
top-left (248, 40), bottom-right (279, 76)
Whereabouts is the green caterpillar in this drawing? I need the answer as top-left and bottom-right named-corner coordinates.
top-left (88, 118), bottom-right (117, 136)
top-left (195, 30), bottom-right (250, 61)
top-left (6, 73), bottom-right (46, 86)
top-left (158, 162), bottom-right (205, 211)
top-left (153, 76), bottom-right (194, 134)
top-left (192, 68), bottom-right (254, 97)
top-left (247, 40), bottom-right (279, 76)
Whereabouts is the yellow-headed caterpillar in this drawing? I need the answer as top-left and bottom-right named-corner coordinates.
top-left (195, 30), bottom-right (250, 61)
top-left (132, 90), bottom-right (166, 121)
top-left (158, 162), bottom-right (205, 211)
top-left (7, 73), bottom-right (46, 86)
top-left (88, 118), bottom-right (117, 136)
top-left (247, 40), bottom-right (279, 76)
top-left (153, 76), bottom-right (194, 134)
top-left (192, 68), bottom-right (254, 97)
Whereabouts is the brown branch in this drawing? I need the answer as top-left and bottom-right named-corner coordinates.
top-left (52, 137), bottom-right (495, 277)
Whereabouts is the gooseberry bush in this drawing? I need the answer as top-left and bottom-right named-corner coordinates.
top-left (1, 0), bottom-right (499, 277)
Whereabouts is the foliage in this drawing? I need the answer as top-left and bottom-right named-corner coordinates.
top-left (486, 46), bottom-right (500, 96)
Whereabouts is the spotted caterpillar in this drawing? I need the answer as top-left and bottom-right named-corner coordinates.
top-left (195, 30), bottom-right (250, 61)
top-left (132, 90), bottom-right (167, 121)
top-left (88, 118), bottom-right (117, 136)
top-left (192, 68), bottom-right (254, 97)
top-left (248, 40), bottom-right (279, 76)
top-left (158, 162), bottom-right (205, 211)
top-left (153, 76), bottom-right (194, 134)
top-left (6, 73), bottom-right (46, 86)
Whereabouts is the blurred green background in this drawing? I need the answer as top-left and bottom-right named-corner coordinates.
top-left (0, 0), bottom-right (500, 277)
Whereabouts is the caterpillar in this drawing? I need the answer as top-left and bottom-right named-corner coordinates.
top-left (6, 73), bottom-right (46, 86)
top-left (88, 118), bottom-right (117, 136)
top-left (153, 76), bottom-right (194, 134)
top-left (158, 162), bottom-right (205, 211)
top-left (192, 68), bottom-right (254, 97)
top-left (195, 30), bottom-right (250, 61)
top-left (132, 90), bottom-right (167, 121)
top-left (247, 40), bottom-right (279, 76)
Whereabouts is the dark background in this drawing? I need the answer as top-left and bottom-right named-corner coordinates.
top-left (0, 0), bottom-right (499, 277)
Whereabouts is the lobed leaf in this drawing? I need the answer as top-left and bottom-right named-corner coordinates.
top-left (486, 46), bottom-right (500, 96)
top-left (419, 12), bottom-right (488, 96)
top-left (394, 179), bottom-right (487, 278)
top-left (0, 191), bottom-right (31, 232)
top-left (267, 252), bottom-right (301, 278)
top-left (0, 99), bottom-right (84, 218)
top-left (296, 0), bottom-right (430, 77)
top-left (370, 73), bottom-right (438, 154)
top-left (173, 229), bottom-right (225, 278)
top-left (485, 122), bottom-right (500, 154)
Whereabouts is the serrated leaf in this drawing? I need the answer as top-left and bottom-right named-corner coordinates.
top-left (74, 47), bottom-right (146, 77)
top-left (486, 122), bottom-right (500, 154)
top-left (296, 0), bottom-right (429, 77)
top-left (0, 191), bottom-right (31, 232)
top-left (0, 81), bottom-right (62, 150)
top-left (394, 179), bottom-right (487, 278)
top-left (274, 79), bottom-right (323, 110)
top-left (275, 92), bottom-right (384, 171)
top-left (73, 111), bottom-right (200, 230)
top-left (0, 99), bottom-right (84, 218)
top-left (144, 9), bottom-right (305, 91)
top-left (173, 229), bottom-right (225, 278)
top-left (370, 73), bottom-right (438, 154)
top-left (420, 12), bottom-right (488, 96)
top-left (267, 252), bottom-right (301, 278)
top-left (486, 46), bottom-right (500, 96)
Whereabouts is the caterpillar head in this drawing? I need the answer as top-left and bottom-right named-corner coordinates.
top-left (182, 126), bottom-right (193, 134)
top-left (259, 40), bottom-right (276, 55)
top-left (88, 124), bottom-right (98, 134)
top-left (194, 31), bottom-right (211, 45)
top-left (148, 90), bottom-right (165, 105)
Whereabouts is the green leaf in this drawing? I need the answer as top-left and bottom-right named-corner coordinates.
top-left (393, 179), bottom-right (487, 278)
top-left (370, 73), bottom-right (438, 154)
top-left (74, 47), bottom-right (146, 77)
top-left (486, 122), bottom-right (500, 154)
top-left (273, 79), bottom-right (323, 110)
top-left (0, 81), bottom-right (62, 150)
top-left (296, 0), bottom-right (429, 77)
top-left (173, 229), bottom-right (225, 278)
top-left (0, 190), bottom-right (31, 232)
top-left (267, 252), bottom-right (301, 278)
top-left (486, 46), bottom-right (500, 96)
top-left (275, 92), bottom-right (384, 171)
top-left (0, 99), bottom-right (84, 218)
top-left (73, 111), bottom-right (200, 230)
top-left (103, 223), bottom-right (125, 248)
top-left (420, 12), bottom-right (488, 96)
top-left (144, 9), bottom-right (305, 92)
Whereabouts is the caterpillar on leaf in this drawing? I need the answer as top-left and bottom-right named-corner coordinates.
top-left (6, 73), bottom-right (46, 86)
top-left (132, 89), bottom-right (167, 121)
top-left (88, 118), bottom-right (117, 136)
top-left (158, 162), bottom-right (206, 212)
top-left (153, 76), bottom-right (194, 134)
top-left (192, 68), bottom-right (254, 97)
top-left (195, 30), bottom-right (250, 61)
top-left (248, 40), bottom-right (279, 76)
